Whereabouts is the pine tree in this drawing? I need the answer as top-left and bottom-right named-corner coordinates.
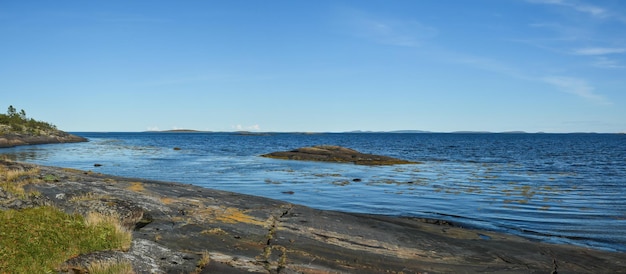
top-left (7, 105), bottom-right (17, 117)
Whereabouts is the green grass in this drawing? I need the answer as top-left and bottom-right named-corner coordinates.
top-left (0, 206), bottom-right (132, 273)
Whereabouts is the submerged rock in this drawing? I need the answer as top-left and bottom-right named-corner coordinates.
top-left (261, 145), bottom-right (418, 165)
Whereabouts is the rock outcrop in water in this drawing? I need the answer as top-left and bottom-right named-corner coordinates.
top-left (261, 145), bottom-right (418, 165)
top-left (0, 132), bottom-right (87, 148)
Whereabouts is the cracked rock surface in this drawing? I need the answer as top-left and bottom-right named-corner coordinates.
top-left (3, 160), bottom-right (626, 273)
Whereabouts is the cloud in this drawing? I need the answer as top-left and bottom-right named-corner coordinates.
top-left (335, 7), bottom-right (437, 47)
top-left (542, 76), bottom-right (611, 104)
top-left (454, 55), bottom-right (528, 79)
top-left (147, 126), bottom-right (160, 131)
top-left (573, 47), bottom-right (626, 55)
top-left (592, 57), bottom-right (626, 69)
top-left (569, 48), bottom-right (626, 69)
top-left (232, 124), bottom-right (261, 131)
top-left (527, 0), bottom-right (609, 18)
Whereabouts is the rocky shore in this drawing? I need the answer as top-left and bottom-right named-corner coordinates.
top-left (0, 131), bottom-right (87, 148)
top-left (2, 159), bottom-right (625, 273)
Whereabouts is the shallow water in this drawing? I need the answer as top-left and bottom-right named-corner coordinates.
top-left (2, 132), bottom-right (625, 252)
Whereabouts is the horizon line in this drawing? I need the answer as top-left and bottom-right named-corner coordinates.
top-left (66, 129), bottom-right (626, 134)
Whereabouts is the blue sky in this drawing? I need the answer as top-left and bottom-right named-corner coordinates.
top-left (1, 0), bottom-right (625, 133)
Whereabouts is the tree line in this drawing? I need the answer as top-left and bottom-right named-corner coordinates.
top-left (0, 105), bottom-right (57, 134)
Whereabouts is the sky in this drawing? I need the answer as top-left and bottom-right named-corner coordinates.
top-left (1, 0), bottom-right (625, 133)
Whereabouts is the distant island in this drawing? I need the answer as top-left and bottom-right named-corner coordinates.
top-left (0, 105), bottom-right (87, 148)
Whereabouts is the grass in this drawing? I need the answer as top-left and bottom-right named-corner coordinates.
top-left (192, 250), bottom-right (211, 274)
top-left (0, 164), bottom-right (41, 198)
top-left (87, 259), bottom-right (134, 274)
top-left (0, 206), bottom-right (132, 273)
top-left (126, 182), bottom-right (145, 192)
top-left (0, 161), bottom-right (135, 272)
top-left (69, 192), bottom-right (108, 202)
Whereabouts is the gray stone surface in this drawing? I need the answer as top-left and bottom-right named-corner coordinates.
top-left (2, 160), bottom-right (626, 273)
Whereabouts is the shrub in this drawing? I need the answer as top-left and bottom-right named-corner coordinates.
top-left (0, 105), bottom-right (57, 135)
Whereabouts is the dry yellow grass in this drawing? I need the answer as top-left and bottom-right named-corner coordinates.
top-left (191, 206), bottom-right (268, 226)
top-left (201, 227), bottom-right (228, 235)
top-left (160, 197), bottom-right (176, 205)
top-left (192, 250), bottom-right (211, 274)
top-left (215, 207), bottom-right (267, 226)
top-left (69, 192), bottom-right (108, 202)
top-left (0, 165), bottom-right (41, 198)
top-left (126, 182), bottom-right (145, 192)
top-left (87, 259), bottom-right (135, 274)
top-left (85, 212), bottom-right (133, 251)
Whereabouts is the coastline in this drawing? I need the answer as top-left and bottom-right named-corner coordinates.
top-left (0, 132), bottom-right (87, 148)
top-left (2, 160), bottom-right (625, 273)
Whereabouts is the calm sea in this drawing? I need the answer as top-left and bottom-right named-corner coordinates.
top-left (2, 132), bottom-right (625, 252)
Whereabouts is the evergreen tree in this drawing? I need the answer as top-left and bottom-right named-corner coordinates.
top-left (7, 105), bottom-right (16, 117)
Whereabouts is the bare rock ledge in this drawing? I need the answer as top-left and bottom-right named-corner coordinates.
top-left (0, 132), bottom-right (87, 148)
top-left (2, 160), bottom-right (626, 273)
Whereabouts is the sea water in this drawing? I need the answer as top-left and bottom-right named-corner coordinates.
top-left (2, 132), bottom-right (625, 252)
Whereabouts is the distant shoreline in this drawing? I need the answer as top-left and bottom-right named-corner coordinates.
top-left (82, 130), bottom-right (623, 135)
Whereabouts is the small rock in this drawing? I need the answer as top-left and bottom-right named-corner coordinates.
top-left (282, 191), bottom-right (295, 195)
top-left (94, 163), bottom-right (103, 167)
top-left (8, 199), bottom-right (23, 209)
top-left (352, 178), bottom-right (362, 182)
top-left (173, 147), bottom-right (181, 151)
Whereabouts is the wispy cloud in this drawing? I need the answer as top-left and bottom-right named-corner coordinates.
top-left (454, 55), bottom-right (529, 80)
top-left (336, 5), bottom-right (614, 106)
top-left (137, 72), bottom-right (238, 87)
top-left (447, 51), bottom-right (612, 104)
top-left (527, 0), bottom-right (609, 18)
top-left (524, 2), bottom-right (626, 71)
top-left (573, 47), bottom-right (626, 55)
top-left (592, 57), bottom-right (625, 69)
top-left (572, 48), bottom-right (626, 69)
top-left (542, 76), bottom-right (611, 104)
top-left (335, 7), bottom-right (437, 47)
top-left (95, 12), bottom-right (169, 23)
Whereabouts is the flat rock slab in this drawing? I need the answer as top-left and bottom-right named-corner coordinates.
top-left (2, 160), bottom-right (626, 273)
top-left (261, 145), bottom-right (418, 165)
top-left (0, 132), bottom-right (87, 148)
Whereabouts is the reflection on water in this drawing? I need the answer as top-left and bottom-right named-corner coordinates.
top-left (2, 147), bottom-right (52, 161)
top-left (1, 132), bottom-right (625, 252)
